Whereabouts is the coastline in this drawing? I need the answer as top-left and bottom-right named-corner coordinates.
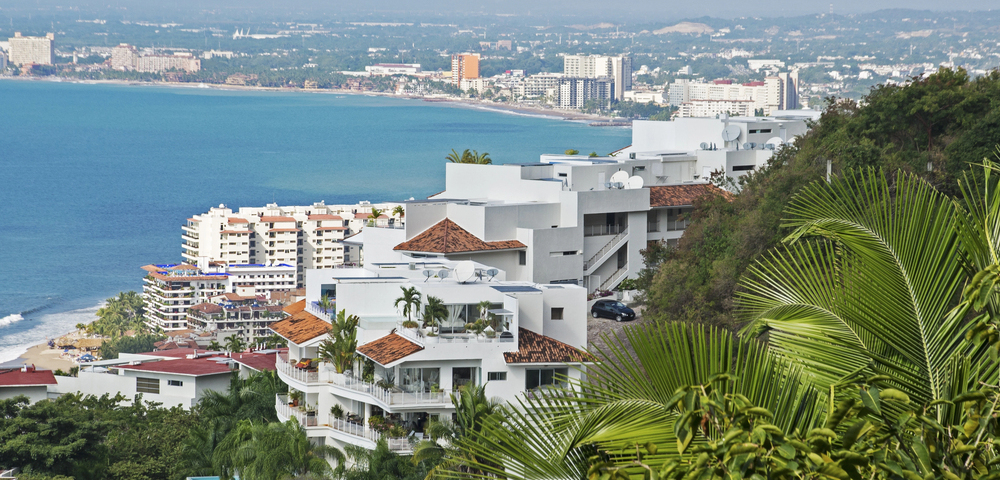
top-left (0, 76), bottom-right (620, 123)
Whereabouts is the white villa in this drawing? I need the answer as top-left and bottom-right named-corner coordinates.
top-left (269, 258), bottom-right (589, 454)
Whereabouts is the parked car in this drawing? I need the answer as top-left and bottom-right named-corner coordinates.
top-left (590, 299), bottom-right (636, 322)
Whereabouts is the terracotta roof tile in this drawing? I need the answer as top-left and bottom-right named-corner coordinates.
top-left (228, 218), bottom-right (250, 223)
top-left (117, 358), bottom-right (233, 376)
top-left (283, 299), bottom-right (306, 314)
top-left (394, 218), bottom-right (526, 254)
top-left (648, 184), bottom-right (732, 207)
top-left (356, 333), bottom-right (423, 366)
top-left (308, 214), bottom-right (343, 221)
top-left (269, 310), bottom-right (330, 344)
top-left (268, 228), bottom-right (300, 233)
top-left (503, 328), bottom-right (590, 364)
top-left (260, 216), bottom-right (296, 223)
top-left (232, 351), bottom-right (282, 372)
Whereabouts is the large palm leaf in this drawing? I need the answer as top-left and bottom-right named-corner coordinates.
top-left (447, 323), bottom-right (823, 480)
top-left (738, 169), bottom-right (975, 404)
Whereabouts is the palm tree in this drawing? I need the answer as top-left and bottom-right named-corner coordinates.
top-left (318, 310), bottom-right (360, 374)
top-left (392, 205), bottom-right (405, 219)
top-left (207, 340), bottom-right (222, 351)
top-left (262, 333), bottom-right (284, 349)
top-left (368, 207), bottom-right (385, 227)
top-left (318, 293), bottom-right (333, 314)
top-left (446, 148), bottom-right (469, 163)
top-left (446, 149), bottom-right (492, 164)
top-left (422, 295), bottom-right (448, 335)
top-left (412, 384), bottom-right (505, 478)
top-left (394, 286), bottom-right (422, 325)
top-left (212, 419), bottom-right (343, 480)
top-left (224, 334), bottom-right (246, 354)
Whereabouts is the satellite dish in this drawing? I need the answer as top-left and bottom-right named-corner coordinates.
top-left (765, 136), bottom-right (784, 148)
top-left (422, 270), bottom-right (434, 282)
top-left (625, 176), bottom-right (644, 189)
top-left (486, 268), bottom-right (499, 280)
top-left (438, 269), bottom-right (450, 280)
top-left (609, 171), bottom-right (629, 186)
top-left (764, 144), bottom-right (775, 150)
top-left (742, 143), bottom-right (752, 150)
top-left (454, 261), bottom-right (475, 283)
top-left (699, 142), bottom-right (709, 150)
top-left (721, 125), bottom-right (741, 142)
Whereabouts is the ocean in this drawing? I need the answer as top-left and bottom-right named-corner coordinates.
top-left (0, 79), bottom-right (632, 363)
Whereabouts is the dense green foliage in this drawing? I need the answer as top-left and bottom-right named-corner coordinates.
top-left (87, 291), bottom-right (147, 337)
top-left (641, 68), bottom-right (1000, 328)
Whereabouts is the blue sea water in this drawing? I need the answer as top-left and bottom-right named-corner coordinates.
top-left (0, 79), bottom-right (631, 362)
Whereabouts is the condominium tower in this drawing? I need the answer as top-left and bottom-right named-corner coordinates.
top-left (563, 54), bottom-right (632, 100)
top-left (450, 53), bottom-right (480, 87)
top-left (7, 32), bottom-right (54, 66)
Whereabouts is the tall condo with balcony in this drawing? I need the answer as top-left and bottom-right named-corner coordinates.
top-left (182, 201), bottom-right (401, 287)
top-left (270, 256), bottom-right (588, 456)
top-left (450, 53), bottom-right (480, 87)
top-left (7, 32), bottom-right (54, 66)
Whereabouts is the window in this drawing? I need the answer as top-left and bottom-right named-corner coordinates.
top-left (136, 377), bottom-right (160, 394)
top-left (525, 368), bottom-right (569, 390)
top-left (168, 379), bottom-right (183, 387)
top-left (519, 251), bottom-right (527, 266)
top-left (488, 372), bottom-right (507, 381)
top-left (732, 165), bottom-right (755, 171)
top-left (551, 307), bottom-right (564, 320)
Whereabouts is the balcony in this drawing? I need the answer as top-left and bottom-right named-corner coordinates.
top-left (326, 415), bottom-right (412, 453)
top-left (275, 394), bottom-right (319, 427)
top-left (584, 224), bottom-right (625, 237)
top-left (647, 221), bottom-right (660, 233)
top-left (277, 354), bottom-right (320, 384)
top-left (664, 219), bottom-right (691, 232)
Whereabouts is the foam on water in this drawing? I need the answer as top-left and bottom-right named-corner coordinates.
top-left (0, 304), bottom-right (102, 365)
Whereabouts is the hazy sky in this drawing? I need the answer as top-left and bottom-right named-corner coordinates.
top-left (4, 0), bottom-right (998, 21)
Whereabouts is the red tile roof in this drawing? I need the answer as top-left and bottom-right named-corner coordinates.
top-left (268, 228), bottom-right (300, 233)
top-left (648, 184), bottom-right (732, 207)
top-left (232, 351), bottom-right (281, 372)
top-left (0, 368), bottom-right (57, 386)
top-left (315, 226), bottom-right (347, 231)
top-left (308, 214), bottom-right (343, 221)
top-left (394, 218), bottom-right (526, 254)
top-left (503, 328), bottom-right (590, 364)
top-left (138, 347), bottom-right (205, 358)
top-left (269, 310), bottom-right (331, 344)
top-left (117, 358), bottom-right (234, 376)
top-left (220, 230), bottom-right (249, 234)
top-left (354, 213), bottom-right (371, 219)
top-left (283, 299), bottom-right (306, 314)
top-left (260, 216), bottom-right (296, 223)
top-left (228, 218), bottom-right (250, 223)
top-left (356, 333), bottom-right (423, 366)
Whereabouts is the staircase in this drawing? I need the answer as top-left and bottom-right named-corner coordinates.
top-left (583, 227), bottom-right (629, 272)
top-left (599, 266), bottom-right (629, 292)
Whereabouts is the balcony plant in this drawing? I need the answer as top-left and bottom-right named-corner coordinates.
top-left (330, 404), bottom-right (344, 420)
top-left (401, 320), bottom-right (419, 330)
top-left (464, 318), bottom-right (488, 340)
top-left (288, 390), bottom-right (302, 407)
top-left (318, 309), bottom-right (360, 375)
top-left (394, 286), bottom-right (421, 327)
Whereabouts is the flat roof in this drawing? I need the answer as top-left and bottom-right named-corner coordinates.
top-left (491, 285), bottom-right (541, 293)
top-left (117, 358), bottom-right (233, 376)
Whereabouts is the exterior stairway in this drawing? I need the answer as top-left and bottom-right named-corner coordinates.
top-left (583, 226), bottom-right (629, 273)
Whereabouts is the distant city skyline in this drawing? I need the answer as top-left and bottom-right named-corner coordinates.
top-left (2, 0), bottom-right (998, 21)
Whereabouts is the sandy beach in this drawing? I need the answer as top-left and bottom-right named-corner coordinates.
top-left (16, 343), bottom-right (77, 371)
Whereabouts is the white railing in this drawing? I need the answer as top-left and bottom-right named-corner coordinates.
top-left (664, 219), bottom-right (690, 232)
top-left (328, 373), bottom-right (451, 407)
top-left (276, 354), bottom-right (319, 384)
top-left (584, 227), bottom-right (629, 271)
top-left (276, 394), bottom-right (318, 427)
top-left (306, 302), bottom-right (334, 321)
top-left (327, 416), bottom-right (412, 452)
top-left (599, 266), bottom-right (629, 292)
top-left (397, 327), bottom-right (504, 345)
top-left (647, 221), bottom-right (660, 232)
top-left (584, 224), bottom-right (626, 237)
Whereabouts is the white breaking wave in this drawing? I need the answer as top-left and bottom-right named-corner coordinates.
top-left (0, 314), bottom-right (24, 327)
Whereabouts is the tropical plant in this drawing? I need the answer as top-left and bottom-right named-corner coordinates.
top-left (423, 295), bottom-right (448, 335)
top-left (262, 333), bottom-right (285, 349)
top-left (446, 149), bottom-right (492, 164)
top-left (89, 291), bottom-right (147, 337)
top-left (318, 293), bottom-right (334, 314)
top-left (445, 322), bottom-right (822, 479)
top-left (224, 334), bottom-right (247, 354)
top-left (212, 419), bottom-right (343, 480)
top-left (368, 207), bottom-right (385, 227)
top-left (413, 384), bottom-right (505, 479)
top-left (207, 340), bottom-right (222, 351)
top-left (565, 149), bottom-right (579, 155)
top-left (318, 309), bottom-right (360, 374)
top-left (331, 404), bottom-right (344, 420)
top-left (392, 205), bottom-right (405, 219)
top-left (395, 286), bottom-right (422, 325)
top-left (464, 319), bottom-right (487, 337)
top-left (402, 320), bottom-right (419, 329)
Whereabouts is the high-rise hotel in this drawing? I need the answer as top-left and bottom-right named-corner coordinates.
top-left (7, 32), bottom-right (54, 66)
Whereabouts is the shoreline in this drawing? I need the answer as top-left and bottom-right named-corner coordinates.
top-left (0, 301), bottom-right (105, 371)
top-left (0, 76), bottom-right (621, 123)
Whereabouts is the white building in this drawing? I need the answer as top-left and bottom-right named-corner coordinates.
top-left (51, 349), bottom-right (235, 409)
top-left (110, 43), bottom-right (138, 70)
top-left (667, 76), bottom-right (799, 115)
top-left (0, 366), bottom-right (57, 403)
top-left (7, 32), bottom-right (54, 66)
top-left (141, 261), bottom-right (296, 332)
top-left (623, 90), bottom-right (665, 105)
top-left (563, 54), bottom-right (632, 100)
top-left (678, 99), bottom-right (754, 118)
top-left (202, 50), bottom-right (236, 60)
top-left (365, 63), bottom-right (421, 75)
top-left (557, 77), bottom-right (615, 109)
top-left (182, 201), bottom-right (400, 286)
top-left (271, 258), bottom-right (589, 454)
top-left (136, 53), bottom-right (201, 73)
top-left (0, 50), bottom-right (8, 71)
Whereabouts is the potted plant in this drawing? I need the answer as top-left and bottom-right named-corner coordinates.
top-left (330, 404), bottom-right (344, 421)
top-left (289, 390), bottom-right (302, 407)
top-left (465, 318), bottom-right (488, 341)
top-left (425, 331), bottom-right (439, 344)
top-left (430, 383), bottom-right (440, 394)
top-left (401, 320), bottom-right (419, 331)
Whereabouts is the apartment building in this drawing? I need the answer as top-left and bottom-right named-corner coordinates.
top-left (667, 74), bottom-right (799, 116)
top-left (563, 54), bottom-right (632, 100)
top-left (365, 63), bottom-right (421, 75)
top-left (271, 258), bottom-right (588, 454)
top-left (141, 261), bottom-right (295, 332)
top-left (450, 53), bottom-right (480, 87)
top-left (187, 293), bottom-right (287, 339)
top-left (182, 201), bottom-right (401, 286)
top-left (678, 99), bottom-right (754, 118)
top-left (110, 43), bottom-right (139, 70)
top-left (557, 77), bottom-right (615, 109)
top-left (136, 53), bottom-right (201, 73)
top-left (7, 32), bottom-right (54, 66)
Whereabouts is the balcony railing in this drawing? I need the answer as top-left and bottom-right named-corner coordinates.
top-left (306, 302), bottom-right (334, 321)
top-left (327, 416), bottom-right (412, 452)
top-left (584, 224), bottom-right (625, 237)
top-left (277, 354), bottom-right (319, 384)
top-left (647, 221), bottom-right (660, 232)
top-left (276, 394), bottom-right (318, 427)
top-left (664, 219), bottom-right (691, 232)
top-left (329, 373), bottom-right (451, 407)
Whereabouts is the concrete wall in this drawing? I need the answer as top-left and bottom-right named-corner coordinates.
top-left (540, 285), bottom-right (587, 349)
top-left (0, 385), bottom-right (49, 403)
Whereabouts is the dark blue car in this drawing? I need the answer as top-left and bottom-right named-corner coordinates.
top-left (591, 299), bottom-right (636, 322)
